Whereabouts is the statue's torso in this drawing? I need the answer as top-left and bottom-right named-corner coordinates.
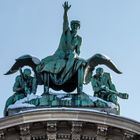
top-left (39, 28), bottom-right (82, 74)
top-left (55, 29), bottom-right (81, 58)
top-left (13, 75), bottom-right (33, 92)
top-left (92, 73), bottom-right (111, 89)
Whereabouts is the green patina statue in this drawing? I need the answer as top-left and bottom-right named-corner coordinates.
top-left (5, 2), bottom-right (122, 95)
top-left (91, 67), bottom-right (128, 105)
top-left (4, 2), bottom-right (128, 115)
top-left (5, 68), bottom-right (37, 111)
top-left (36, 1), bottom-right (86, 93)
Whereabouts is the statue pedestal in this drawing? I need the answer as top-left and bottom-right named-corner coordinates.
top-left (7, 107), bottom-right (118, 116)
top-left (6, 92), bottom-right (119, 116)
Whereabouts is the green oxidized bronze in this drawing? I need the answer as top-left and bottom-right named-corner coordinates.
top-left (4, 68), bottom-right (37, 115)
top-left (37, 1), bottom-right (85, 94)
top-left (5, 2), bottom-right (122, 94)
top-left (4, 2), bottom-right (128, 116)
top-left (91, 67), bottom-right (128, 105)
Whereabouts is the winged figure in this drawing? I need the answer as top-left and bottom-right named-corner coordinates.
top-left (5, 53), bottom-right (121, 93)
top-left (5, 2), bottom-right (121, 94)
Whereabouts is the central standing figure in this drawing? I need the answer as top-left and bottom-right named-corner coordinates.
top-left (38, 2), bottom-right (85, 93)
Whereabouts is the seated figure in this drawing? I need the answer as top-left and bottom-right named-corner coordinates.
top-left (91, 67), bottom-right (128, 105)
top-left (4, 68), bottom-right (37, 115)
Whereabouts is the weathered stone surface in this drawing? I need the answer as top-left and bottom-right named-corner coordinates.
top-left (0, 130), bottom-right (5, 140)
top-left (0, 109), bottom-right (140, 140)
top-left (19, 124), bottom-right (31, 140)
top-left (96, 125), bottom-right (108, 140)
top-left (71, 121), bottom-right (83, 140)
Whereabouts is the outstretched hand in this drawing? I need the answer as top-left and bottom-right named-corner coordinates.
top-left (63, 1), bottom-right (71, 12)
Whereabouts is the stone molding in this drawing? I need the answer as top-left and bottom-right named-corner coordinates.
top-left (0, 108), bottom-right (139, 136)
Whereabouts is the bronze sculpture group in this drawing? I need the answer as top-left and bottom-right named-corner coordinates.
top-left (4, 2), bottom-right (128, 115)
top-left (91, 67), bottom-right (128, 105)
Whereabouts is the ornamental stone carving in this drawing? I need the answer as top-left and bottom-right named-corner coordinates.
top-left (71, 121), bottom-right (83, 140)
top-left (19, 124), bottom-right (31, 140)
top-left (96, 125), bottom-right (108, 140)
top-left (46, 121), bottom-right (57, 140)
top-left (0, 130), bottom-right (5, 140)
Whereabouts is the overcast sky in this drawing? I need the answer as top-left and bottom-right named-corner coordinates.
top-left (0, 0), bottom-right (140, 122)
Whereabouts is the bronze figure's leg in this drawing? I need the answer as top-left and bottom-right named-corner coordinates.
top-left (43, 72), bottom-right (49, 94)
top-left (77, 65), bottom-right (84, 94)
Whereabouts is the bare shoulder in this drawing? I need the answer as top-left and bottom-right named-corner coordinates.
top-left (103, 72), bottom-right (111, 79)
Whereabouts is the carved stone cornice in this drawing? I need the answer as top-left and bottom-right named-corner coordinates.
top-left (0, 109), bottom-right (139, 140)
top-left (0, 109), bottom-right (140, 135)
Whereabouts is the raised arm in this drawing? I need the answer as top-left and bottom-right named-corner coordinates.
top-left (62, 1), bottom-right (71, 32)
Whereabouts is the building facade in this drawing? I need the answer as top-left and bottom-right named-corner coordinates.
top-left (0, 108), bottom-right (139, 140)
